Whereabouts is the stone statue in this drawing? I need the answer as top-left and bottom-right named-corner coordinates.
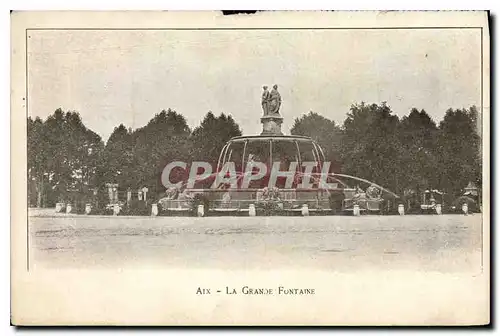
top-left (260, 84), bottom-right (284, 135)
top-left (268, 84), bottom-right (282, 116)
top-left (261, 86), bottom-right (270, 115)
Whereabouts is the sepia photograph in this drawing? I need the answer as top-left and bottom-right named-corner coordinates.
top-left (11, 11), bottom-right (490, 325)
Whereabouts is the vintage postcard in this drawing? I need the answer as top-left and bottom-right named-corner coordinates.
top-left (11, 11), bottom-right (490, 325)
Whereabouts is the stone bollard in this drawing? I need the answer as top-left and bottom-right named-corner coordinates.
top-left (197, 204), bottom-right (205, 217)
top-left (462, 203), bottom-right (468, 215)
top-left (55, 203), bottom-right (63, 213)
top-left (85, 203), bottom-right (92, 215)
top-left (249, 204), bottom-right (256, 217)
top-left (113, 204), bottom-right (120, 216)
top-left (353, 204), bottom-right (360, 216)
top-left (301, 204), bottom-right (309, 216)
top-left (435, 204), bottom-right (442, 215)
top-left (398, 204), bottom-right (405, 216)
top-left (66, 203), bottom-right (72, 214)
top-left (151, 203), bottom-right (158, 216)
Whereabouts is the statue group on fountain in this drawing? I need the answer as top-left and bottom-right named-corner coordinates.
top-left (262, 84), bottom-right (282, 116)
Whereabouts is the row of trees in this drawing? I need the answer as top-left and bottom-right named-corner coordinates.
top-left (291, 103), bottom-right (481, 198)
top-left (28, 108), bottom-right (242, 207)
top-left (28, 103), bottom-right (481, 207)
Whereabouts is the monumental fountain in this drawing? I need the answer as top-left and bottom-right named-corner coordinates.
top-left (157, 85), bottom-right (401, 216)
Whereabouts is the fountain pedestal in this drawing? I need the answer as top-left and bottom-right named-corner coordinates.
top-left (261, 115), bottom-right (283, 135)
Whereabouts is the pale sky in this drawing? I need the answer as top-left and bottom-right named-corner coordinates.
top-left (27, 28), bottom-right (481, 142)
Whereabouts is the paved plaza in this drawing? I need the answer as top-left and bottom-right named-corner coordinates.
top-left (29, 210), bottom-right (482, 273)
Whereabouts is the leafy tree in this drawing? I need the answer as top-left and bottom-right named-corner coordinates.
top-left (436, 106), bottom-right (481, 195)
top-left (27, 116), bottom-right (47, 207)
top-left (290, 111), bottom-right (343, 172)
top-left (398, 108), bottom-right (439, 193)
top-left (190, 111), bottom-right (242, 168)
top-left (63, 111), bottom-right (104, 193)
top-left (27, 109), bottom-right (103, 207)
top-left (130, 109), bottom-right (192, 195)
top-left (97, 124), bottom-right (134, 188)
top-left (339, 102), bottom-right (404, 194)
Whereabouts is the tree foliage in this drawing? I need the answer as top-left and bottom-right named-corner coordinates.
top-left (340, 102), bottom-right (403, 193)
top-left (291, 103), bottom-right (481, 197)
top-left (27, 103), bottom-right (481, 207)
top-left (27, 109), bottom-right (104, 207)
top-left (290, 111), bottom-right (342, 171)
top-left (132, 109), bottom-right (192, 191)
top-left (436, 107), bottom-right (482, 195)
top-left (190, 111), bottom-right (243, 167)
top-left (398, 108), bottom-right (439, 194)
